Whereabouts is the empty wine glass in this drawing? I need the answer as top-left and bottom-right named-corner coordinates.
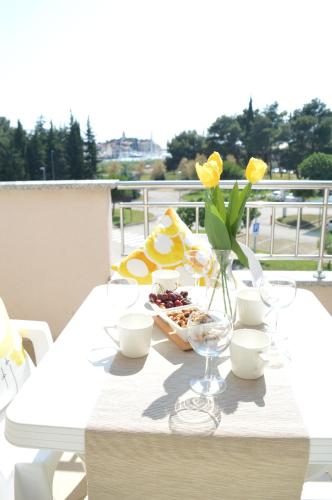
top-left (184, 248), bottom-right (212, 303)
top-left (187, 309), bottom-right (232, 396)
top-left (259, 275), bottom-right (296, 362)
top-left (106, 276), bottom-right (140, 325)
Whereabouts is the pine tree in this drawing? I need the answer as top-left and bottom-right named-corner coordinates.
top-left (26, 117), bottom-right (47, 180)
top-left (0, 117), bottom-right (12, 180)
top-left (66, 114), bottom-right (84, 179)
top-left (84, 118), bottom-right (97, 179)
top-left (11, 120), bottom-right (28, 179)
top-left (47, 122), bottom-right (56, 180)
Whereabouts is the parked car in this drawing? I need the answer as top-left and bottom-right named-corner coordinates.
top-left (328, 218), bottom-right (332, 232)
top-left (269, 190), bottom-right (285, 201)
top-left (284, 192), bottom-right (303, 202)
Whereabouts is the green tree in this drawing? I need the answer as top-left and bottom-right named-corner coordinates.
top-left (299, 152), bottom-right (332, 180)
top-left (151, 160), bottom-right (166, 180)
top-left (285, 99), bottom-right (332, 175)
top-left (221, 160), bottom-right (244, 180)
top-left (67, 114), bottom-right (84, 179)
top-left (239, 101), bottom-right (287, 172)
top-left (26, 117), bottom-right (47, 180)
top-left (0, 118), bottom-right (29, 181)
top-left (10, 120), bottom-right (28, 180)
top-left (84, 118), bottom-right (97, 178)
top-left (0, 117), bottom-right (13, 180)
top-left (207, 116), bottom-right (243, 161)
top-left (47, 124), bottom-right (70, 180)
top-left (177, 155), bottom-right (207, 180)
top-left (166, 131), bottom-right (206, 171)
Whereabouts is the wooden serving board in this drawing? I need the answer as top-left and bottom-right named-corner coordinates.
top-left (154, 315), bottom-right (192, 351)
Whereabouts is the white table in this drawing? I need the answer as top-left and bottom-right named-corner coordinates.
top-left (5, 285), bottom-right (332, 467)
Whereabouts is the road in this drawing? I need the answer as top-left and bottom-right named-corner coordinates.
top-left (111, 190), bottom-right (330, 264)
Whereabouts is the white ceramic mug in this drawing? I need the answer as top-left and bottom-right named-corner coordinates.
top-left (118, 312), bottom-right (154, 358)
top-left (230, 329), bottom-right (270, 380)
top-left (236, 287), bottom-right (265, 326)
top-left (152, 269), bottom-right (180, 292)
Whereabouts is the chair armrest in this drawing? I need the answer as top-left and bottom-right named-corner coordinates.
top-left (10, 320), bottom-right (53, 365)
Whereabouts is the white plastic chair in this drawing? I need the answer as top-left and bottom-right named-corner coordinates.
top-left (1, 318), bottom-right (62, 500)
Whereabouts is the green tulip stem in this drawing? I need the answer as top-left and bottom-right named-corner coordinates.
top-left (207, 268), bottom-right (220, 311)
top-left (221, 269), bottom-right (228, 313)
top-left (224, 268), bottom-right (233, 318)
top-left (207, 254), bottom-right (233, 319)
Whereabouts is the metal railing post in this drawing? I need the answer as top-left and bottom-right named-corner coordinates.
top-left (195, 206), bottom-right (199, 234)
top-left (270, 207), bottom-right (276, 255)
top-left (295, 208), bottom-right (301, 256)
top-left (245, 207), bottom-right (250, 247)
top-left (314, 188), bottom-right (330, 279)
top-left (120, 206), bottom-right (125, 256)
top-left (143, 188), bottom-right (149, 239)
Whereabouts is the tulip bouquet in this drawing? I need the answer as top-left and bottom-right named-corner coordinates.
top-left (196, 152), bottom-right (267, 316)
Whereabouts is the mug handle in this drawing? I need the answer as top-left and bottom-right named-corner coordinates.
top-left (258, 351), bottom-right (270, 365)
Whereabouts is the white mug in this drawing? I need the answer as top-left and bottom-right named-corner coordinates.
top-left (230, 329), bottom-right (270, 380)
top-left (152, 269), bottom-right (180, 292)
top-left (236, 287), bottom-right (265, 326)
top-left (118, 312), bottom-right (154, 358)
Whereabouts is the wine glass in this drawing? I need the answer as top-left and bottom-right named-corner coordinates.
top-left (106, 276), bottom-right (140, 325)
top-left (187, 309), bottom-right (232, 396)
top-left (184, 248), bottom-right (212, 303)
top-left (258, 275), bottom-right (296, 361)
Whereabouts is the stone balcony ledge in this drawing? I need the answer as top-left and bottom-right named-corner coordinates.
top-left (0, 180), bottom-right (118, 191)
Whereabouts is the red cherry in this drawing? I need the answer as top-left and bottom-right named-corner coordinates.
top-left (166, 301), bottom-right (174, 308)
top-left (174, 300), bottom-right (182, 307)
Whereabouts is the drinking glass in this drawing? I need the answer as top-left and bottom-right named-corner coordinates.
top-left (187, 309), bottom-right (232, 396)
top-left (184, 248), bottom-right (212, 303)
top-left (258, 275), bottom-right (296, 361)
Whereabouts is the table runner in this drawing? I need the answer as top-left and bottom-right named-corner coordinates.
top-left (85, 331), bottom-right (309, 499)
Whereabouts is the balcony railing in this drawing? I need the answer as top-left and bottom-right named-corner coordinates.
top-left (0, 179), bottom-right (331, 339)
top-left (114, 180), bottom-right (332, 278)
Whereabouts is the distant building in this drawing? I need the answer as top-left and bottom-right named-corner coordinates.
top-left (97, 133), bottom-right (165, 161)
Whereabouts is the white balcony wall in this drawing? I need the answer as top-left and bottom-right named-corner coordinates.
top-left (0, 182), bottom-right (113, 338)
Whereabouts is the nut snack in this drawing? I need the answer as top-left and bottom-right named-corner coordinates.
top-left (166, 307), bottom-right (199, 328)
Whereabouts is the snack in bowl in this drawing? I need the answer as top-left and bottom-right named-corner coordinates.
top-left (149, 289), bottom-right (191, 309)
top-left (166, 306), bottom-right (200, 329)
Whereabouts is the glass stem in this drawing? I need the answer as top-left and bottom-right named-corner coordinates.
top-left (194, 275), bottom-right (200, 288)
top-left (270, 308), bottom-right (279, 349)
top-left (204, 355), bottom-right (213, 380)
top-left (274, 309), bottom-right (279, 335)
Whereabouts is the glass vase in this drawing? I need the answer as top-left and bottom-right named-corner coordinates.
top-left (206, 249), bottom-right (237, 323)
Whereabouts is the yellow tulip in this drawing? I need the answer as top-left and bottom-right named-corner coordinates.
top-left (245, 157), bottom-right (267, 184)
top-left (208, 151), bottom-right (223, 175)
top-left (196, 160), bottom-right (221, 188)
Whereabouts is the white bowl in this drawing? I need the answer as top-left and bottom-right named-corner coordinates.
top-left (156, 304), bottom-right (201, 341)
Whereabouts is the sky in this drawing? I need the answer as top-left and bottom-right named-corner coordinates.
top-left (1, 0), bottom-right (332, 147)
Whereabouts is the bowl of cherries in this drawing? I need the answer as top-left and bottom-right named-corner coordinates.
top-left (148, 289), bottom-right (191, 310)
